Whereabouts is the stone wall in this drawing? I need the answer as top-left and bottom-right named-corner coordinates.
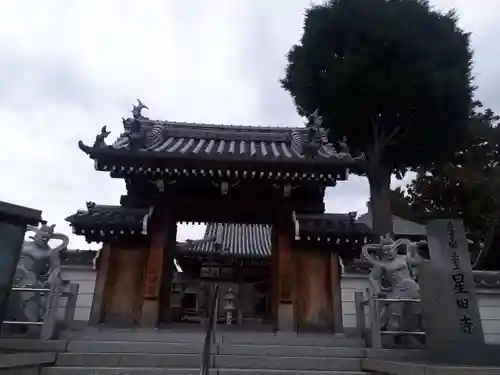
top-left (341, 274), bottom-right (500, 344)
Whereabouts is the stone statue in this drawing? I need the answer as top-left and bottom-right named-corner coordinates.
top-left (362, 235), bottom-right (426, 347)
top-left (92, 126), bottom-right (111, 148)
top-left (9, 223), bottom-right (69, 323)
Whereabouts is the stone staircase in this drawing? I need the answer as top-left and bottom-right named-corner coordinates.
top-left (40, 330), bottom-right (368, 374)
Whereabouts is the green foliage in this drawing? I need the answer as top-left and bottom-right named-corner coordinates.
top-left (390, 104), bottom-right (500, 246)
top-left (282, 0), bottom-right (474, 171)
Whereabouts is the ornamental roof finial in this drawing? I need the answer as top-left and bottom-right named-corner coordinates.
top-left (132, 99), bottom-right (149, 120)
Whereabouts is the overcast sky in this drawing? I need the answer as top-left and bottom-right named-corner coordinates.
top-left (1, 0), bottom-right (499, 249)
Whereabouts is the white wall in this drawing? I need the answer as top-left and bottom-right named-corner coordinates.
top-left (341, 274), bottom-right (500, 344)
top-left (59, 267), bottom-right (96, 322)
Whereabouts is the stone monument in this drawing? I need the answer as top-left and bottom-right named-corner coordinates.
top-left (420, 219), bottom-right (487, 364)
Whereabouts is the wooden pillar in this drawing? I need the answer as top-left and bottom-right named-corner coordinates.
top-left (272, 225), bottom-right (295, 332)
top-left (89, 244), bottom-right (110, 325)
top-left (141, 206), bottom-right (177, 327)
top-left (99, 241), bottom-right (148, 327)
top-left (330, 252), bottom-right (344, 333)
top-left (293, 247), bottom-right (343, 333)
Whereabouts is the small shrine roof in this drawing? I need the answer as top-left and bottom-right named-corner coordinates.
top-left (293, 212), bottom-right (373, 244)
top-left (356, 213), bottom-right (426, 237)
top-left (177, 223), bottom-right (272, 259)
top-left (65, 203), bottom-right (150, 242)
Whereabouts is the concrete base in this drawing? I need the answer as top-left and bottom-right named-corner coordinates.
top-left (363, 358), bottom-right (500, 375)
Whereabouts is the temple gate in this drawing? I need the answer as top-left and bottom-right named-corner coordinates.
top-left (66, 102), bottom-right (371, 332)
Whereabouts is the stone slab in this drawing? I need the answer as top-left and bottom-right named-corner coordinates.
top-left (0, 368), bottom-right (39, 375)
top-left (42, 369), bottom-right (208, 375)
top-left (60, 329), bottom-right (205, 342)
top-left (42, 368), bottom-right (365, 375)
top-left (0, 352), bottom-right (56, 368)
top-left (217, 344), bottom-right (365, 358)
top-left (363, 359), bottom-right (500, 375)
top-left (67, 341), bottom-right (203, 354)
top-left (214, 354), bottom-right (361, 371)
top-left (56, 353), bottom-right (201, 368)
top-left (0, 339), bottom-right (68, 352)
top-left (365, 349), bottom-right (428, 361)
top-left (219, 333), bottom-right (363, 347)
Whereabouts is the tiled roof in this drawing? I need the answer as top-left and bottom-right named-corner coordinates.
top-left (177, 223), bottom-right (272, 259)
top-left (100, 120), bottom-right (356, 165)
top-left (65, 204), bottom-right (150, 241)
top-left (356, 213), bottom-right (426, 237)
top-left (293, 213), bottom-right (372, 244)
top-left (78, 115), bottom-right (363, 185)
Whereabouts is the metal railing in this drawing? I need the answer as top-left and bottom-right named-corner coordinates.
top-left (200, 283), bottom-right (219, 375)
top-left (355, 288), bottom-right (425, 348)
top-left (1, 283), bottom-right (79, 340)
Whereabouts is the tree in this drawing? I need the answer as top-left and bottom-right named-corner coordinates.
top-left (390, 104), bottom-right (500, 262)
top-left (282, 0), bottom-right (474, 237)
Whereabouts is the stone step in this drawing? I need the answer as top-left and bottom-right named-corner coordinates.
top-left (220, 334), bottom-right (363, 347)
top-left (42, 367), bottom-right (367, 375)
top-left (218, 344), bottom-right (365, 358)
top-left (56, 353), bottom-right (201, 368)
top-left (60, 330), bottom-right (206, 343)
top-left (65, 340), bottom-right (365, 357)
top-left (56, 353), bottom-right (362, 372)
top-left (67, 341), bottom-right (203, 354)
top-left (214, 355), bottom-right (362, 371)
top-left (61, 330), bottom-right (363, 347)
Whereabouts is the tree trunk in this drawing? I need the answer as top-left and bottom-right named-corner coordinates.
top-left (367, 164), bottom-right (394, 239)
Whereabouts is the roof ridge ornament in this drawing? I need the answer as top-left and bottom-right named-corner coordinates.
top-left (77, 126), bottom-right (111, 155)
top-left (336, 136), bottom-right (366, 161)
top-left (86, 201), bottom-right (96, 212)
top-left (132, 99), bottom-right (149, 120)
top-left (291, 109), bottom-right (332, 158)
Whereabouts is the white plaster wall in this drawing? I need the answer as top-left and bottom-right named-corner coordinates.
top-left (478, 291), bottom-right (500, 344)
top-left (58, 267), bottom-right (96, 321)
top-left (341, 274), bottom-right (370, 329)
top-left (341, 274), bottom-right (500, 344)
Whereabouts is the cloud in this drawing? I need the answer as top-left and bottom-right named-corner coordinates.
top-left (0, 0), bottom-right (499, 249)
